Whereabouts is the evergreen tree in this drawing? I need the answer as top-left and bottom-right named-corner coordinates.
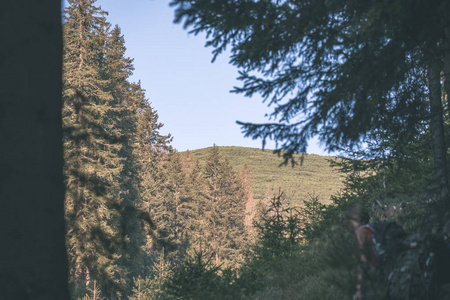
top-left (261, 186), bottom-right (275, 215)
top-left (181, 151), bottom-right (208, 256)
top-left (201, 146), bottom-right (247, 268)
top-left (63, 0), bottom-right (128, 295)
top-left (63, 0), bottom-right (178, 297)
top-left (150, 152), bottom-right (193, 262)
top-left (171, 0), bottom-right (450, 201)
top-left (129, 252), bottom-right (173, 300)
top-left (253, 191), bottom-right (302, 259)
top-left (164, 251), bottom-right (225, 300)
top-left (133, 94), bottom-right (173, 255)
top-left (119, 77), bottom-right (174, 297)
top-left (300, 194), bottom-right (326, 240)
top-left (103, 24), bottom-right (154, 292)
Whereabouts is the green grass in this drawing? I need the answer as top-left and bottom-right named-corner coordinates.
top-left (187, 146), bottom-right (344, 207)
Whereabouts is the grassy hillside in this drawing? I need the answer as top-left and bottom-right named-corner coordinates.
top-left (188, 146), bottom-right (344, 207)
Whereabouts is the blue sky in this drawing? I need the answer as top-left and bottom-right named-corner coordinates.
top-left (82, 0), bottom-right (329, 155)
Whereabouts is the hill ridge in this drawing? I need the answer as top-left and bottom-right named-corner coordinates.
top-left (186, 146), bottom-right (344, 206)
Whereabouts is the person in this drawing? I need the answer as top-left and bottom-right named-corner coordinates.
top-left (346, 205), bottom-right (377, 300)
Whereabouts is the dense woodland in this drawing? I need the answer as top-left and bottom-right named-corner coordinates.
top-left (59, 0), bottom-right (450, 299)
top-left (63, 1), bottom-right (257, 297)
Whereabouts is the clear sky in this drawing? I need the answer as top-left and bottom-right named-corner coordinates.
top-left (84, 0), bottom-right (329, 155)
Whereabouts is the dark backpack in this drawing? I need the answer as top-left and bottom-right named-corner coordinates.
top-left (370, 222), bottom-right (437, 300)
top-left (370, 221), bottom-right (407, 273)
top-left (386, 233), bottom-right (437, 300)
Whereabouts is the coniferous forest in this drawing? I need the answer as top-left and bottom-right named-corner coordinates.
top-left (3, 0), bottom-right (450, 299)
top-left (60, 0), bottom-right (450, 299)
top-left (62, 1), bottom-right (256, 297)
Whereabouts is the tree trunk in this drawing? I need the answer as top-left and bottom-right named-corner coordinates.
top-left (428, 57), bottom-right (449, 201)
top-left (0, 0), bottom-right (70, 298)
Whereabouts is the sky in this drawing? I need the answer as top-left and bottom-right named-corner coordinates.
top-left (74, 0), bottom-right (329, 155)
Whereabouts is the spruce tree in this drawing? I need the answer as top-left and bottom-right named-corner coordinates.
top-left (253, 191), bottom-right (302, 259)
top-left (201, 146), bottom-right (247, 268)
top-left (171, 0), bottom-right (450, 202)
top-left (142, 151), bottom-right (192, 262)
top-left (63, 0), bottom-right (178, 297)
top-left (63, 0), bottom-right (126, 296)
top-left (132, 91), bottom-right (173, 255)
top-left (103, 24), bottom-right (153, 292)
top-left (181, 151), bottom-right (208, 255)
top-left (114, 66), bottom-right (174, 297)
top-left (163, 153), bottom-right (194, 261)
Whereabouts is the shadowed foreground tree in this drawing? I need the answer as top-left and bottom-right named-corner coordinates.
top-left (0, 0), bottom-right (70, 298)
top-left (171, 0), bottom-right (450, 202)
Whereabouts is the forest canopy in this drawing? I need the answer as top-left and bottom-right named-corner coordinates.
top-left (58, 0), bottom-right (450, 299)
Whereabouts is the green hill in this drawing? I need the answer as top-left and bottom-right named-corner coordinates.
top-left (188, 146), bottom-right (344, 207)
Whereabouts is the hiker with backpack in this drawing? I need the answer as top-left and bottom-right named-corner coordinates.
top-left (362, 212), bottom-right (438, 300)
top-left (346, 205), bottom-right (378, 300)
top-left (356, 211), bottom-right (444, 300)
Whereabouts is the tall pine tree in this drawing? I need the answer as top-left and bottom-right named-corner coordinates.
top-left (63, 0), bottom-right (178, 297)
top-left (132, 87), bottom-right (174, 258)
top-left (201, 146), bottom-right (247, 268)
top-left (103, 24), bottom-right (153, 292)
top-left (63, 0), bottom-right (127, 296)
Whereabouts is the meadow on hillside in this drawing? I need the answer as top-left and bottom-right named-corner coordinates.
top-left (189, 146), bottom-right (344, 207)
